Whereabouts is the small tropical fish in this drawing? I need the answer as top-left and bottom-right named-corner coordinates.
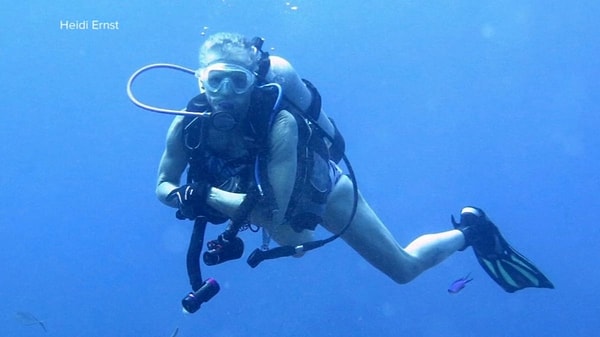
top-left (448, 273), bottom-right (473, 294)
top-left (15, 311), bottom-right (47, 332)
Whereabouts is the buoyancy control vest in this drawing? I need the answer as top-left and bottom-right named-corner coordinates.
top-left (182, 81), bottom-right (345, 232)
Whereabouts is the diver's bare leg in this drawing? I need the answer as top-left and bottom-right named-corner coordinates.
top-left (322, 175), bottom-right (465, 284)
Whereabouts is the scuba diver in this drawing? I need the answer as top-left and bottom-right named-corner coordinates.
top-left (136, 32), bottom-right (552, 311)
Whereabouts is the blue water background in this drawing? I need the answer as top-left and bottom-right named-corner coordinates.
top-left (1, 1), bottom-right (599, 336)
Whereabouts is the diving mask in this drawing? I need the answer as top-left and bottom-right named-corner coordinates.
top-left (197, 63), bottom-right (256, 94)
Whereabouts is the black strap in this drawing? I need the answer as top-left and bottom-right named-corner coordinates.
top-left (249, 37), bottom-right (270, 83)
top-left (301, 79), bottom-right (322, 121)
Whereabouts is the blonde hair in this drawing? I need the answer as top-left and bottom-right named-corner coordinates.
top-left (199, 32), bottom-right (260, 70)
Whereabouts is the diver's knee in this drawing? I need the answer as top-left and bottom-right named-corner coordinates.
top-left (389, 260), bottom-right (422, 285)
top-left (391, 273), bottom-right (417, 285)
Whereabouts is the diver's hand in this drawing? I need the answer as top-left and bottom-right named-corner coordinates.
top-left (167, 183), bottom-right (227, 223)
top-left (167, 183), bottom-right (209, 220)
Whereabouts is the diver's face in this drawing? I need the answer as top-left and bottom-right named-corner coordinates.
top-left (199, 62), bottom-right (256, 121)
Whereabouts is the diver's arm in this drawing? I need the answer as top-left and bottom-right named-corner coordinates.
top-left (205, 110), bottom-right (298, 225)
top-left (156, 116), bottom-right (188, 208)
top-left (265, 110), bottom-right (298, 225)
top-left (206, 188), bottom-right (245, 217)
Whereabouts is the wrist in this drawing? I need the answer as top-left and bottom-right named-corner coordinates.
top-left (157, 183), bottom-right (180, 207)
top-left (207, 187), bottom-right (245, 217)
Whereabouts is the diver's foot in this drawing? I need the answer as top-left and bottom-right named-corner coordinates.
top-left (451, 206), bottom-right (499, 253)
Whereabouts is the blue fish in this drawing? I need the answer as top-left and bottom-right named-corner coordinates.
top-left (448, 273), bottom-right (473, 294)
